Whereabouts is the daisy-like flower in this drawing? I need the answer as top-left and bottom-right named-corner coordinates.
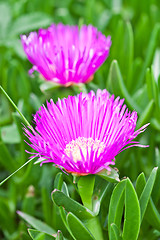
top-left (24, 89), bottom-right (149, 175)
top-left (21, 24), bottom-right (111, 86)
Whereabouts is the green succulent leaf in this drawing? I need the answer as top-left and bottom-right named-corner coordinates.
top-left (122, 178), bottom-right (140, 240)
top-left (55, 230), bottom-right (64, 240)
top-left (108, 179), bottom-right (126, 238)
top-left (136, 172), bottom-right (146, 198)
top-left (67, 212), bottom-right (96, 240)
top-left (28, 229), bottom-right (56, 240)
top-left (52, 189), bottom-right (94, 220)
top-left (96, 167), bottom-right (120, 183)
top-left (110, 223), bottom-right (122, 240)
top-left (54, 172), bottom-right (63, 191)
top-left (17, 211), bottom-right (56, 236)
top-left (107, 60), bottom-right (141, 113)
top-left (139, 167), bottom-right (158, 221)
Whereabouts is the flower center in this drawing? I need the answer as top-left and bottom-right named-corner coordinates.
top-left (64, 137), bottom-right (105, 162)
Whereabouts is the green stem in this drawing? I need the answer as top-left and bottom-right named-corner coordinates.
top-left (84, 216), bottom-right (104, 240)
top-left (78, 175), bottom-right (95, 211)
top-left (0, 156), bottom-right (36, 186)
top-left (0, 85), bottom-right (31, 128)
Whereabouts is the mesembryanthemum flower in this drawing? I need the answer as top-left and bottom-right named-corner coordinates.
top-left (21, 24), bottom-right (111, 86)
top-left (25, 89), bottom-right (149, 175)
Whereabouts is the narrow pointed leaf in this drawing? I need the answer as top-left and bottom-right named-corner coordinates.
top-left (54, 172), bottom-right (63, 191)
top-left (107, 60), bottom-right (141, 113)
top-left (108, 179), bottom-right (126, 238)
top-left (59, 207), bottom-right (76, 240)
top-left (67, 212), bottom-right (95, 240)
top-left (122, 178), bottom-right (140, 240)
top-left (17, 211), bottom-right (56, 235)
top-left (136, 171), bottom-right (160, 230)
top-left (139, 167), bottom-right (158, 221)
top-left (0, 157), bottom-right (35, 186)
top-left (52, 189), bottom-right (94, 220)
top-left (145, 198), bottom-right (160, 231)
top-left (136, 172), bottom-right (146, 198)
top-left (110, 223), bottom-right (122, 240)
top-left (56, 230), bottom-right (64, 240)
top-left (0, 85), bottom-right (31, 127)
top-left (28, 229), bottom-right (56, 240)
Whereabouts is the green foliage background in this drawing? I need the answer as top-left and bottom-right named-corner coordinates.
top-left (0, 0), bottom-right (160, 239)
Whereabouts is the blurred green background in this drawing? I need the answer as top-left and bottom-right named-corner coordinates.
top-left (0, 0), bottom-right (160, 239)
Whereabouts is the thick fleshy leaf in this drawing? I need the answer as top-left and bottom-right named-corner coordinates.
top-left (136, 171), bottom-right (160, 230)
top-left (122, 178), bottom-right (140, 240)
top-left (108, 179), bottom-right (126, 238)
top-left (96, 168), bottom-right (120, 183)
top-left (54, 173), bottom-right (63, 191)
top-left (67, 212), bottom-right (95, 240)
top-left (136, 172), bottom-right (146, 198)
top-left (146, 198), bottom-right (160, 231)
top-left (62, 182), bottom-right (70, 197)
top-left (59, 207), bottom-right (75, 240)
top-left (110, 223), bottom-right (122, 240)
top-left (55, 230), bottom-right (64, 240)
top-left (78, 175), bottom-right (95, 210)
top-left (17, 211), bottom-right (56, 235)
top-left (28, 229), bottom-right (56, 240)
top-left (139, 167), bottom-right (158, 221)
top-left (51, 189), bottom-right (94, 220)
top-left (56, 230), bottom-right (64, 240)
top-left (107, 60), bottom-right (141, 113)
top-left (92, 180), bottom-right (114, 215)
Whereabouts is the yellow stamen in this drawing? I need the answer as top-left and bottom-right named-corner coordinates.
top-left (64, 137), bottom-right (105, 162)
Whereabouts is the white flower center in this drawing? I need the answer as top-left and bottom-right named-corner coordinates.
top-left (64, 137), bottom-right (105, 162)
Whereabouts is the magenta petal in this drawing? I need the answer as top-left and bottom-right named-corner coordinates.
top-left (21, 24), bottom-right (111, 85)
top-left (24, 89), bottom-right (149, 175)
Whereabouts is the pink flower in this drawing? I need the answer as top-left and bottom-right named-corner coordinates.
top-left (21, 24), bottom-right (111, 86)
top-left (24, 89), bottom-right (149, 175)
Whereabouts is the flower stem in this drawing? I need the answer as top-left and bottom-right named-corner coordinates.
top-left (0, 156), bottom-right (36, 186)
top-left (0, 85), bottom-right (31, 128)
